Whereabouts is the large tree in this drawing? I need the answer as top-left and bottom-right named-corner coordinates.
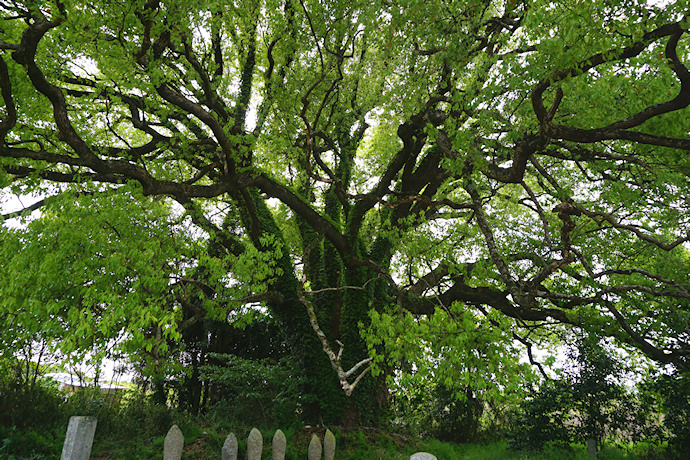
top-left (1, 0), bottom-right (689, 424)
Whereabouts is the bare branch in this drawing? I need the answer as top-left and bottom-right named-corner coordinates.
top-left (298, 290), bottom-right (372, 396)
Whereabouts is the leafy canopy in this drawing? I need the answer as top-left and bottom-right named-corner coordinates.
top-left (0, 0), bottom-right (689, 412)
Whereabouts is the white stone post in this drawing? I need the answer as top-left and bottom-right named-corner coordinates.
top-left (60, 416), bottom-right (97, 460)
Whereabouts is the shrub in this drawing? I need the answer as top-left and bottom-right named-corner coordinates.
top-left (0, 358), bottom-right (69, 458)
top-left (426, 385), bottom-right (485, 443)
top-left (0, 358), bottom-right (66, 430)
top-left (641, 372), bottom-right (690, 458)
top-left (507, 335), bottom-right (656, 452)
top-left (201, 353), bottom-right (303, 427)
top-left (507, 377), bottom-right (576, 451)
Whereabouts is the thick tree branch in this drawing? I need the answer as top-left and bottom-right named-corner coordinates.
top-left (520, 181), bottom-right (554, 250)
top-left (485, 133), bottom-right (548, 183)
top-left (579, 206), bottom-right (690, 251)
top-left (348, 106), bottom-right (443, 236)
top-left (3, 163), bottom-right (240, 198)
top-left (233, 10), bottom-right (258, 133)
top-left (254, 173), bottom-right (362, 268)
top-left (532, 22), bottom-right (690, 150)
top-left (465, 181), bottom-right (516, 289)
top-left (0, 55), bottom-right (17, 140)
top-left (532, 22), bottom-right (684, 123)
top-left (604, 300), bottom-right (688, 372)
top-left (604, 30), bottom-right (689, 131)
top-left (181, 35), bottom-right (230, 122)
top-left (174, 196), bottom-right (244, 256)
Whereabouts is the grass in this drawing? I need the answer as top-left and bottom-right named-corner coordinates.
top-left (0, 388), bottom-right (671, 459)
top-left (85, 425), bottom-right (663, 459)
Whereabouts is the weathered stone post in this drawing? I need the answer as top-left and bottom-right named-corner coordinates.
top-left (324, 429), bottom-right (336, 460)
top-left (60, 416), bottom-right (97, 460)
top-left (410, 453), bottom-right (437, 460)
top-left (247, 428), bottom-right (263, 460)
top-left (308, 433), bottom-right (322, 460)
top-left (222, 432), bottom-right (238, 460)
top-left (587, 438), bottom-right (598, 459)
top-left (163, 424), bottom-right (184, 460)
top-left (272, 429), bottom-right (286, 460)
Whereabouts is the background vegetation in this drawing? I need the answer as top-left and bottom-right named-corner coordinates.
top-left (1, 0), bottom-right (690, 457)
top-left (1, 340), bottom-right (689, 459)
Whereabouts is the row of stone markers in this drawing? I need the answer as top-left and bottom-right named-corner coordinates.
top-left (165, 425), bottom-right (337, 460)
top-left (59, 415), bottom-right (437, 460)
top-left (165, 425), bottom-right (438, 460)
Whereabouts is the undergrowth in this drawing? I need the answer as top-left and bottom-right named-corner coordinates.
top-left (0, 388), bottom-right (672, 459)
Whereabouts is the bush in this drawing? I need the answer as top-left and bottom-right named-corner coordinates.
top-left (201, 353), bottom-right (303, 427)
top-left (0, 358), bottom-right (69, 458)
top-left (0, 425), bottom-right (64, 458)
top-left (506, 379), bottom-right (575, 452)
top-left (388, 376), bottom-right (505, 443)
top-left (63, 388), bottom-right (120, 432)
top-left (114, 393), bottom-right (176, 439)
top-left (507, 335), bottom-right (656, 452)
top-left (641, 372), bottom-right (690, 458)
top-left (425, 385), bottom-right (485, 443)
top-left (0, 358), bottom-right (66, 430)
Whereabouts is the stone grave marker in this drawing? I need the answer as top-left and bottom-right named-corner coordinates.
top-left (61, 416), bottom-right (97, 460)
top-left (163, 424), bottom-right (184, 460)
top-left (324, 429), bottom-right (336, 460)
top-left (587, 438), bottom-right (598, 459)
top-left (410, 453), bottom-right (437, 460)
top-left (308, 433), bottom-right (322, 460)
top-left (222, 432), bottom-right (238, 460)
top-left (272, 429), bottom-right (286, 460)
top-left (247, 427), bottom-right (263, 460)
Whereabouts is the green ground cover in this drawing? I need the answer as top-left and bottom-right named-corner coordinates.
top-left (0, 414), bottom-right (669, 460)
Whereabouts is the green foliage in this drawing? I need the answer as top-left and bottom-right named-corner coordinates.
top-left (506, 380), bottom-right (574, 451)
top-left (200, 353), bottom-right (303, 427)
top-left (2, 0), bottom-right (690, 428)
top-left (106, 393), bottom-right (178, 441)
top-left (401, 383), bottom-right (488, 443)
top-left (640, 372), bottom-right (690, 458)
top-left (0, 189), bottom-right (191, 368)
top-left (366, 302), bottom-right (535, 404)
top-left (425, 385), bottom-right (485, 443)
top-left (0, 425), bottom-right (64, 460)
top-left (0, 358), bottom-right (80, 458)
top-left (507, 335), bottom-right (659, 452)
top-left (0, 380), bottom-right (186, 459)
top-left (0, 357), bottom-right (66, 434)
